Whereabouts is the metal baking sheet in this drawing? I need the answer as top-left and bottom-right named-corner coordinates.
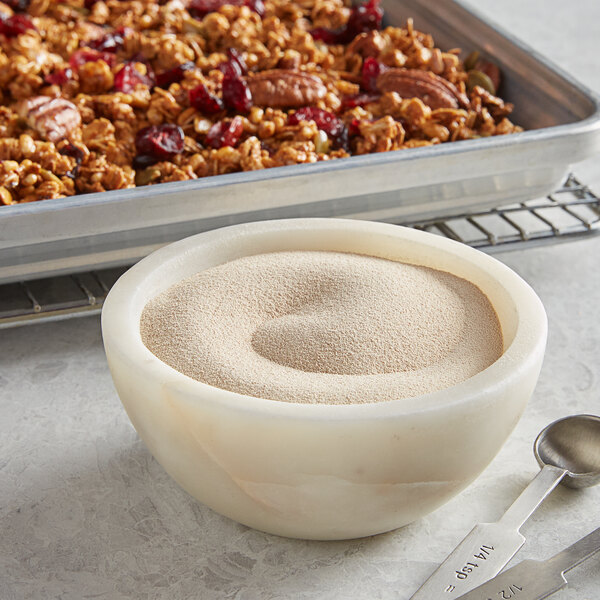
top-left (0, 0), bottom-right (599, 283)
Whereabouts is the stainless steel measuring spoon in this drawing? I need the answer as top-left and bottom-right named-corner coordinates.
top-left (409, 414), bottom-right (600, 600)
top-left (455, 526), bottom-right (600, 600)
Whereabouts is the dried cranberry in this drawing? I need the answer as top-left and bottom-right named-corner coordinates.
top-left (261, 141), bottom-right (275, 155)
top-left (205, 116), bottom-right (244, 149)
top-left (218, 60), bottom-right (239, 79)
top-left (311, 0), bottom-right (382, 45)
top-left (218, 49), bottom-right (248, 79)
top-left (155, 61), bottom-right (195, 88)
top-left (228, 50), bottom-right (247, 75)
top-left (60, 143), bottom-right (85, 178)
top-left (130, 52), bottom-right (151, 65)
top-left (69, 49), bottom-right (115, 70)
top-left (362, 57), bottom-right (386, 92)
top-left (190, 0), bottom-right (263, 18)
top-left (135, 124), bottom-right (185, 161)
top-left (189, 83), bottom-right (223, 114)
top-left (84, 0), bottom-right (98, 7)
top-left (88, 26), bottom-right (132, 53)
top-left (346, 0), bottom-right (383, 37)
top-left (348, 118), bottom-right (362, 136)
top-left (288, 107), bottom-right (347, 149)
top-left (310, 27), bottom-right (342, 45)
top-left (218, 50), bottom-right (252, 112)
top-left (60, 143), bottom-right (84, 162)
top-left (45, 67), bottom-right (73, 86)
top-left (334, 127), bottom-right (349, 150)
top-left (0, 13), bottom-right (36, 37)
top-left (189, 0), bottom-right (237, 18)
top-left (114, 63), bottom-right (154, 93)
top-left (222, 74), bottom-right (252, 112)
top-left (288, 107), bottom-right (343, 136)
top-left (340, 92), bottom-right (380, 110)
top-left (228, 48), bottom-right (248, 75)
top-left (3, 0), bottom-right (29, 12)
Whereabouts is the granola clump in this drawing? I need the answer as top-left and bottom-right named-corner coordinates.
top-left (0, 0), bottom-right (522, 205)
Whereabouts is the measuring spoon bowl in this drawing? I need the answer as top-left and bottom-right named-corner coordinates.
top-left (534, 414), bottom-right (600, 489)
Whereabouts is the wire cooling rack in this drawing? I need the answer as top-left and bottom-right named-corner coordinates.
top-left (406, 174), bottom-right (600, 250)
top-left (1, 174), bottom-right (598, 328)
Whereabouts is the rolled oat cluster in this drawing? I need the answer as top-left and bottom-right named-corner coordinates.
top-left (0, 0), bottom-right (521, 204)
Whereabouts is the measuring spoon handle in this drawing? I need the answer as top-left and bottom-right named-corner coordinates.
top-left (499, 464), bottom-right (566, 529)
top-left (454, 527), bottom-right (600, 600)
top-left (409, 465), bottom-right (567, 599)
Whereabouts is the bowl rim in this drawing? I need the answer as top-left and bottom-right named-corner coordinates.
top-left (101, 218), bottom-right (547, 420)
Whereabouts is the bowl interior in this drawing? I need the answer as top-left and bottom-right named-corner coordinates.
top-left (126, 219), bottom-right (521, 351)
top-left (101, 218), bottom-right (547, 417)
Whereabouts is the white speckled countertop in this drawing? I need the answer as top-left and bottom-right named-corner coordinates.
top-left (1, 1), bottom-right (599, 598)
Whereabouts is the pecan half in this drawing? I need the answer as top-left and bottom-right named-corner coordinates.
top-left (246, 70), bottom-right (327, 109)
top-left (376, 68), bottom-right (469, 110)
top-left (16, 97), bottom-right (82, 143)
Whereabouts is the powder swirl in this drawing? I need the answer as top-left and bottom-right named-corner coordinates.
top-left (140, 251), bottom-right (503, 404)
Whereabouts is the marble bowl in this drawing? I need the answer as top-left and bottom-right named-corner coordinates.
top-left (101, 219), bottom-right (547, 540)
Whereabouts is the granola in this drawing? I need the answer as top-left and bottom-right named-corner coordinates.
top-left (0, 0), bottom-right (522, 205)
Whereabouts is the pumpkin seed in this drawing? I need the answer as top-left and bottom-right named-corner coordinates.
top-left (467, 69), bottom-right (496, 95)
top-left (314, 129), bottom-right (330, 154)
top-left (464, 50), bottom-right (480, 71)
top-left (135, 167), bottom-right (160, 186)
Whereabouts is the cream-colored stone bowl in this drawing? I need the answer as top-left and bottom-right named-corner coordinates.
top-left (101, 218), bottom-right (547, 540)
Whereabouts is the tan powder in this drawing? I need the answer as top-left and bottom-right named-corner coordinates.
top-left (140, 251), bottom-right (503, 404)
